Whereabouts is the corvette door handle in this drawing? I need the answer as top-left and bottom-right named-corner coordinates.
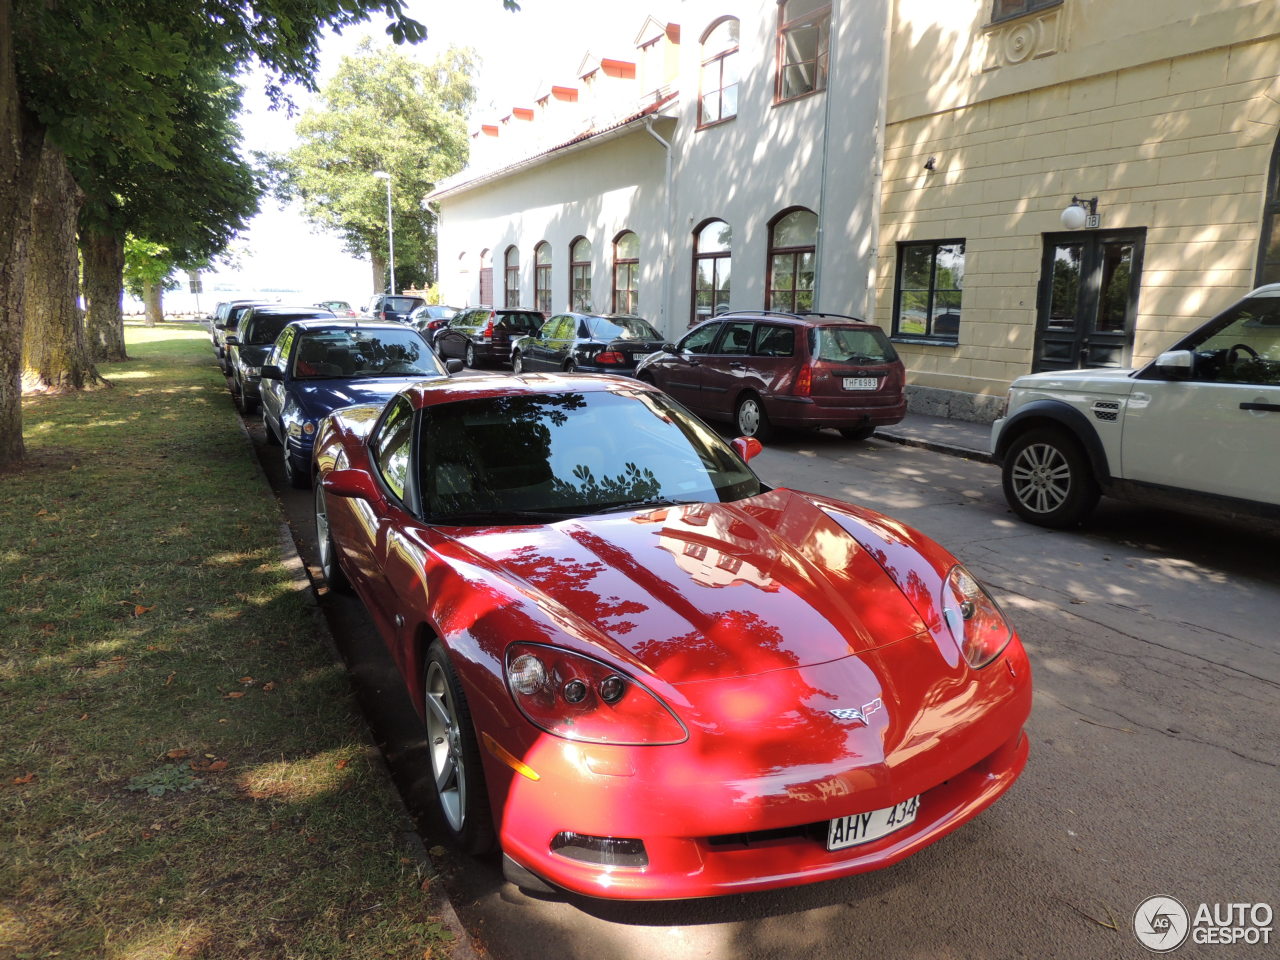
top-left (1240, 402), bottom-right (1280, 412)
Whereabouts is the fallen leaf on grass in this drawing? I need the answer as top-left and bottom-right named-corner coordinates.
top-left (190, 760), bottom-right (228, 772)
top-left (165, 749), bottom-right (190, 760)
top-left (237, 676), bottom-right (254, 685)
top-left (164, 672), bottom-right (175, 686)
top-left (83, 829), bottom-right (107, 841)
top-left (261, 681), bottom-right (277, 692)
top-left (335, 758), bottom-right (349, 769)
top-left (12, 773), bottom-right (37, 785)
top-left (35, 508), bottom-right (47, 516)
top-left (133, 605), bottom-right (154, 617)
top-left (223, 691), bottom-right (245, 699)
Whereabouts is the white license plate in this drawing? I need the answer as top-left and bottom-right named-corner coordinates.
top-left (843, 377), bottom-right (879, 391)
top-left (826, 796), bottom-right (920, 851)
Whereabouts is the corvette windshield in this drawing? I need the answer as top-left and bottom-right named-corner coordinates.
top-left (419, 390), bottom-right (762, 523)
top-left (292, 329), bottom-right (444, 380)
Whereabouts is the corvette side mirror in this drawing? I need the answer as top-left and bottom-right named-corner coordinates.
top-left (731, 436), bottom-right (763, 462)
top-left (322, 468), bottom-right (382, 503)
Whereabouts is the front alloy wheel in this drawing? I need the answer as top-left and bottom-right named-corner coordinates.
top-left (1002, 427), bottom-right (1099, 528)
top-left (423, 643), bottom-right (495, 854)
top-left (283, 445), bottom-right (309, 489)
top-left (314, 483), bottom-right (349, 593)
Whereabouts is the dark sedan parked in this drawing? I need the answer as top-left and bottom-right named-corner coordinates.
top-left (211, 299), bottom-right (269, 372)
top-left (433, 307), bottom-right (544, 368)
top-left (511, 312), bottom-right (664, 376)
top-left (225, 305), bottom-right (336, 413)
top-left (259, 319), bottom-right (459, 488)
top-left (634, 310), bottom-right (906, 442)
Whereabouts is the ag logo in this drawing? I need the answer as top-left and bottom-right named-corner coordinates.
top-left (1134, 895), bottom-right (1190, 952)
top-left (829, 698), bottom-right (883, 725)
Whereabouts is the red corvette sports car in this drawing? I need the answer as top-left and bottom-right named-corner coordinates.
top-left (312, 373), bottom-right (1031, 900)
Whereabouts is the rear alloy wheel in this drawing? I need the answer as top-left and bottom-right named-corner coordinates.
top-left (423, 642), bottom-right (495, 854)
top-left (839, 424), bottom-right (875, 442)
top-left (262, 407), bottom-right (280, 446)
top-left (512, 351), bottom-right (524, 375)
top-left (234, 377), bottom-right (257, 415)
top-left (735, 393), bottom-right (773, 442)
top-left (314, 483), bottom-right (349, 593)
top-left (1002, 427), bottom-right (1100, 528)
top-left (464, 343), bottom-right (477, 368)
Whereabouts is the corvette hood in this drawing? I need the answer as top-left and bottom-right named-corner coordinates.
top-left (294, 376), bottom-right (440, 419)
top-left (447, 489), bottom-right (931, 685)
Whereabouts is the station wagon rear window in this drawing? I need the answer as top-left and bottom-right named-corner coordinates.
top-left (811, 326), bottom-right (897, 364)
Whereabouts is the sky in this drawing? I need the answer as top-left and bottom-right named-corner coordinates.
top-left (171, 0), bottom-right (660, 314)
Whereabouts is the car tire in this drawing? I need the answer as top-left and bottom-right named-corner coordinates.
top-left (423, 641), bottom-right (496, 855)
top-left (464, 343), bottom-right (477, 368)
top-left (233, 377), bottom-right (258, 415)
top-left (262, 407), bottom-right (280, 446)
top-left (283, 446), bottom-right (309, 489)
top-left (839, 425), bottom-right (875, 442)
top-left (563, 359), bottom-right (576, 374)
top-left (1002, 427), bottom-right (1100, 528)
top-left (636, 371), bottom-right (655, 385)
top-left (314, 483), bottom-right (350, 594)
top-left (512, 351), bottom-right (524, 375)
top-left (735, 393), bottom-right (773, 442)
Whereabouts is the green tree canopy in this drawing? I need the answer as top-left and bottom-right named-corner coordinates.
top-left (279, 39), bottom-right (477, 290)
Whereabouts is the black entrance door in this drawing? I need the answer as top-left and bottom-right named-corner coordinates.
top-left (1034, 229), bottom-right (1145, 372)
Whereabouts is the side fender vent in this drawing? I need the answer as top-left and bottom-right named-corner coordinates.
top-left (1091, 400), bottom-right (1120, 423)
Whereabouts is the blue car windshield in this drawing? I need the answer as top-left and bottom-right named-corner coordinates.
top-left (418, 389), bottom-right (762, 523)
top-left (292, 328), bottom-right (444, 380)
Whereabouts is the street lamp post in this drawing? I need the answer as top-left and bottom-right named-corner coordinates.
top-left (372, 170), bottom-right (395, 294)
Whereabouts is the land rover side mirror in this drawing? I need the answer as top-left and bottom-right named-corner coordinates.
top-left (1154, 349), bottom-right (1193, 378)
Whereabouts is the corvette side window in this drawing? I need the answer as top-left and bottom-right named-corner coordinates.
top-left (372, 398), bottom-right (415, 501)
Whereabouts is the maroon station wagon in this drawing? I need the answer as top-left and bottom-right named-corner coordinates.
top-left (634, 311), bottom-right (907, 441)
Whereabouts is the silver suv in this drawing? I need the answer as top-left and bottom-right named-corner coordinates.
top-left (991, 285), bottom-right (1280, 528)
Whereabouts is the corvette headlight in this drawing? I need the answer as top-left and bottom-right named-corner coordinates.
top-left (505, 643), bottom-right (687, 745)
top-left (941, 565), bottom-right (1012, 669)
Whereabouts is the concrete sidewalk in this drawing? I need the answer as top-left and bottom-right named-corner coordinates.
top-left (875, 412), bottom-right (995, 462)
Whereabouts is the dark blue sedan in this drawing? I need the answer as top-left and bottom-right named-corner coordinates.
top-left (258, 319), bottom-right (459, 488)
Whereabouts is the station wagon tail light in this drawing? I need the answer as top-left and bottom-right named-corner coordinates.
top-left (482, 314), bottom-right (495, 339)
top-left (941, 565), bottom-right (1012, 669)
top-left (794, 364), bottom-right (813, 397)
top-left (505, 643), bottom-right (687, 745)
top-left (594, 351), bottom-right (625, 365)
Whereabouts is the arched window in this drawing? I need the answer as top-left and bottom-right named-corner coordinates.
top-left (776, 0), bottom-right (830, 103)
top-left (699, 18), bottom-right (739, 127)
top-left (691, 219), bottom-right (732, 326)
top-left (612, 231), bottom-right (639, 313)
top-left (504, 246), bottom-right (520, 308)
top-left (534, 242), bottom-right (552, 314)
top-left (1258, 134), bottom-right (1280, 286)
top-left (767, 208), bottom-right (817, 311)
top-left (570, 236), bottom-right (592, 312)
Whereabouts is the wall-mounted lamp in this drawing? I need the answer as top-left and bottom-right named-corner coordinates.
top-left (923, 156), bottom-right (936, 172)
top-left (1061, 195), bottom-right (1099, 230)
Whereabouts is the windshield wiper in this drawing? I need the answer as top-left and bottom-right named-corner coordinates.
top-left (586, 496), bottom-right (703, 515)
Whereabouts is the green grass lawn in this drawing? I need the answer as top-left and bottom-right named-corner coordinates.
top-left (0, 324), bottom-right (459, 958)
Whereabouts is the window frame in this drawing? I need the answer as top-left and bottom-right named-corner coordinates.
top-left (569, 236), bottom-right (592, 312)
top-left (504, 245), bottom-right (520, 308)
top-left (612, 230), bottom-right (639, 314)
top-left (766, 206), bottom-right (818, 313)
top-left (989, 0), bottom-right (1062, 25)
top-left (691, 217), bottom-right (733, 327)
top-left (698, 17), bottom-right (740, 129)
top-left (534, 241), bottom-right (552, 315)
top-left (775, 0), bottom-right (831, 105)
top-left (891, 239), bottom-right (966, 344)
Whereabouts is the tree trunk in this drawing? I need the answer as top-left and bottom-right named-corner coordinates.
top-left (371, 252), bottom-right (386, 294)
top-left (21, 140), bottom-right (106, 392)
top-left (142, 282), bottom-right (163, 325)
top-left (82, 226), bottom-right (128, 361)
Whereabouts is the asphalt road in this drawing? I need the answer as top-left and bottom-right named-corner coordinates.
top-left (239, 375), bottom-right (1279, 960)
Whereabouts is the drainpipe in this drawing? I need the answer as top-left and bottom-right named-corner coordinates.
top-left (813, 0), bottom-right (838, 312)
top-left (645, 117), bottom-right (673, 336)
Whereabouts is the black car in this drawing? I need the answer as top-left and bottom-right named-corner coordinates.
top-left (511, 312), bottom-right (665, 376)
top-left (408, 304), bottom-right (461, 345)
top-left (363, 293), bottom-right (426, 324)
top-left (224, 305), bottom-right (337, 413)
top-left (211, 299), bottom-right (269, 371)
top-left (434, 307), bottom-right (545, 368)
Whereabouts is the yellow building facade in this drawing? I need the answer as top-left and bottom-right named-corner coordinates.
top-left (879, 0), bottom-right (1280, 420)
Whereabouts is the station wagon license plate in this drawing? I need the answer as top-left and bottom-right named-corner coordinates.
top-left (826, 796), bottom-right (920, 851)
top-left (843, 377), bottom-right (879, 390)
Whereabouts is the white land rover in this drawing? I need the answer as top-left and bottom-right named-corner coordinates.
top-left (991, 285), bottom-right (1280, 528)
